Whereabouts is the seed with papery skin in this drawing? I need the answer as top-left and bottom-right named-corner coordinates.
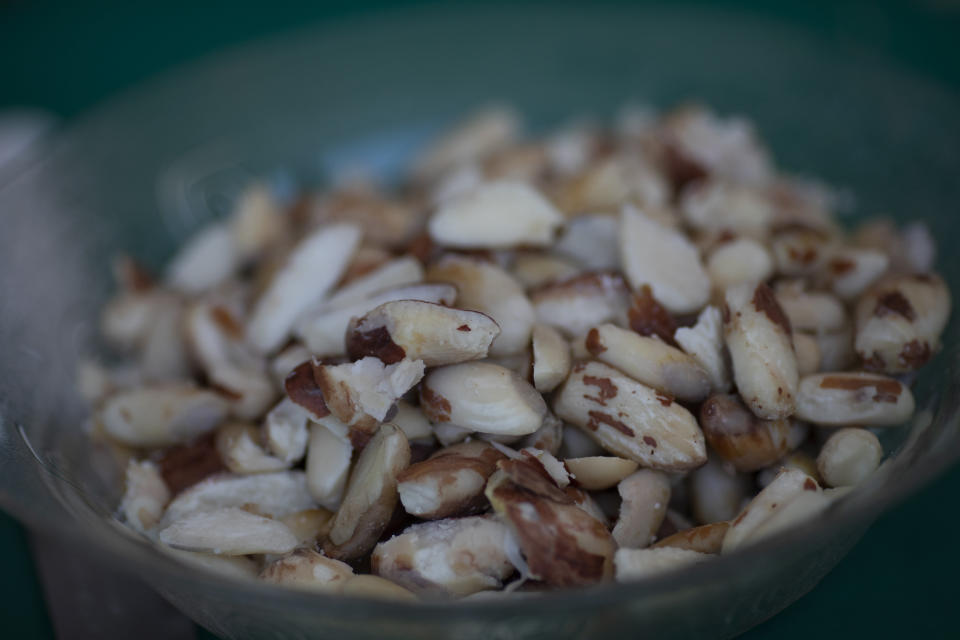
top-left (553, 361), bottom-right (706, 470)
top-left (854, 273), bottom-right (950, 373)
top-left (346, 300), bottom-right (499, 367)
top-left (585, 323), bottom-right (711, 403)
top-left (699, 394), bottom-right (793, 472)
top-left (397, 440), bottom-right (505, 519)
top-left (531, 324), bottom-right (571, 392)
top-left (324, 425), bottom-right (410, 561)
top-left (795, 372), bottom-right (914, 427)
top-left (372, 516), bottom-right (516, 598)
top-left (427, 255), bottom-right (535, 356)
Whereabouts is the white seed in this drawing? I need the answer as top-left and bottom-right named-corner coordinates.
top-left (98, 385), bottom-right (229, 448)
top-left (795, 372), bottom-right (915, 427)
top-left (420, 362), bottom-right (546, 436)
top-left (263, 398), bottom-right (310, 465)
top-left (723, 282), bottom-right (799, 419)
top-left (139, 299), bottom-right (192, 382)
top-left (854, 273), bottom-right (951, 372)
top-left (531, 324), bottom-right (571, 392)
top-left (162, 471), bottom-right (315, 526)
top-left (756, 450), bottom-right (821, 489)
top-left (432, 422), bottom-right (473, 447)
top-left (183, 301), bottom-right (276, 420)
top-left (792, 332), bottom-right (822, 376)
top-left (584, 323), bottom-right (711, 403)
top-left (552, 361), bottom-right (706, 470)
top-left (120, 460), bottom-right (170, 532)
top-left (431, 163), bottom-right (484, 206)
top-left (324, 424), bottom-right (410, 560)
top-left (817, 428), bottom-right (883, 487)
top-left (215, 422), bottom-right (289, 474)
top-left (313, 357), bottom-right (425, 430)
top-left (427, 255), bottom-right (535, 356)
top-left (397, 440), bottom-right (505, 519)
top-left (324, 256), bottom-right (424, 308)
top-left (165, 223), bottom-right (239, 294)
top-left (706, 237), bottom-right (774, 291)
top-left (413, 105), bottom-right (520, 181)
top-left (306, 421), bottom-right (353, 511)
top-left (429, 180), bottom-right (563, 248)
top-left (372, 516), bottom-right (516, 598)
top-left (774, 287), bottom-right (847, 334)
top-left (246, 223), bottom-right (361, 353)
top-left (511, 253), bottom-right (581, 289)
top-left (674, 305), bottom-right (732, 393)
top-left (814, 326), bottom-right (857, 372)
top-left (554, 215), bottom-right (620, 271)
top-left (564, 457), bottom-right (639, 491)
top-left (531, 272), bottom-right (630, 338)
top-left (619, 205), bottom-right (710, 314)
top-left (278, 508), bottom-right (333, 546)
top-left (159, 507), bottom-right (298, 555)
top-left (614, 547), bottom-right (710, 582)
top-left (296, 282), bottom-right (458, 357)
top-left (679, 180), bottom-right (773, 237)
top-left (722, 469), bottom-right (823, 554)
top-left (612, 470), bottom-right (671, 549)
top-left (823, 248), bottom-right (889, 301)
top-left (389, 400), bottom-right (434, 442)
top-left (229, 184), bottom-right (286, 262)
top-left (687, 456), bottom-right (749, 525)
top-left (346, 300), bottom-right (500, 367)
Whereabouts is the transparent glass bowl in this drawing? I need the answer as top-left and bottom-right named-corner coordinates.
top-left (1, 5), bottom-right (959, 639)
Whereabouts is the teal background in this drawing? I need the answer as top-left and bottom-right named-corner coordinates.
top-left (2, 1), bottom-right (959, 637)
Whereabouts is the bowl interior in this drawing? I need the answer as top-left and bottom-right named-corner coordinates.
top-left (2, 4), bottom-right (960, 639)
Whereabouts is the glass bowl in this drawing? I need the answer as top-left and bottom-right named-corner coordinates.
top-left (2, 5), bottom-right (959, 639)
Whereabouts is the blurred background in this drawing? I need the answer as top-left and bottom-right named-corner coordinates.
top-left (1, 0), bottom-right (959, 638)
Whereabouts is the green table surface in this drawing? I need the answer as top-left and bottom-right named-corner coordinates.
top-left (3, 1), bottom-right (960, 638)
